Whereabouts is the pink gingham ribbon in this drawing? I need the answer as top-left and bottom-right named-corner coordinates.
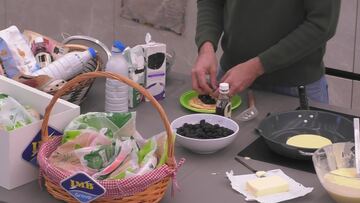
top-left (37, 136), bottom-right (185, 198)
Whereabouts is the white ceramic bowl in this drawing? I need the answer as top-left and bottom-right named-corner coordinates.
top-left (171, 114), bottom-right (239, 154)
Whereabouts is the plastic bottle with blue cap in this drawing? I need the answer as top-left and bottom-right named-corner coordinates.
top-left (105, 40), bottom-right (129, 113)
top-left (32, 47), bottom-right (97, 81)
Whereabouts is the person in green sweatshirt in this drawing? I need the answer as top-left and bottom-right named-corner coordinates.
top-left (192, 0), bottom-right (341, 103)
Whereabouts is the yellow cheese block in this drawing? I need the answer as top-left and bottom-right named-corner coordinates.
top-left (246, 175), bottom-right (289, 197)
top-left (286, 134), bottom-right (332, 149)
top-left (324, 168), bottom-right (360, 190)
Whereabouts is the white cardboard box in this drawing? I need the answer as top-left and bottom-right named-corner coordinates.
top-left (0, 75), bottom-right (80, 190)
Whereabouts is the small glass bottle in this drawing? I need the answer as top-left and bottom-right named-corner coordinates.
top-left (215, 83), bottom-right (232, 118)
top-left (33, 37), bottom-right (53, 68)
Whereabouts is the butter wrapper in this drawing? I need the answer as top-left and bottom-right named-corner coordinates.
top-left (226, 169), bottom-right (313, 203)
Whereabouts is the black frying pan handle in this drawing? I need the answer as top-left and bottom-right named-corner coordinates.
top-left (298, 86), bottom-right (309, 110)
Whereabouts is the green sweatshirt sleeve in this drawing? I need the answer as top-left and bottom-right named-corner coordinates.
top-left (195, 0), bottom-right (225, 51)
top-left (258, 0), bottom-right (340, 73)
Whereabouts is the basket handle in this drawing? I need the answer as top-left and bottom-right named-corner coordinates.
top-left (41, 71), bottom-right (175, 166)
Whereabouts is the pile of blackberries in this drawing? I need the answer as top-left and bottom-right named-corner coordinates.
top-left (176, 119), bottom-right (234, 139)
top-left (198, 95), bottom-right (216, 104)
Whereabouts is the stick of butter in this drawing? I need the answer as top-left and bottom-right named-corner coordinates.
top-left (246, 175), bottom-right (289, 197)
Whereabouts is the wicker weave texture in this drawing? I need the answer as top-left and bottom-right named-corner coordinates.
top-left (38, 71), bottom-right (176, 203)
top-left (44, 175), bottom-right (170, 203)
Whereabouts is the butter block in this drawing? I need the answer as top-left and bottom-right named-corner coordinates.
top-left (246, 175), bottom-right (289, 197)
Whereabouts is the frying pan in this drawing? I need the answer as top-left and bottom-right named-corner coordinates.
top-left (256, 86), bottom-right (354, 160)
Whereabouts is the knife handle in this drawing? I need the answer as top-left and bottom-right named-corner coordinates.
top-left (298, 86), bottom-right (309, 110)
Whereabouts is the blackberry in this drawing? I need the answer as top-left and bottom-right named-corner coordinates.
top-left (176, 120), bottom-right (234, 139)
top-left (198, 95), bottom-right (216, 104)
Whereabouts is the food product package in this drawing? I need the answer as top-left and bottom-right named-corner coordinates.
top-left (23, 105), bottom-right (41, 120)
top-left (12, 73), bottom-right (67, 94)
top-left (153, 132), bottom-right (169, 167)
top-left (107, 147), bottom-right (140, 180)
top-left (0, 26), bottom-right (40, 78)
top-left (123, 45), bottom-right (145, 108)
top-left (49, 130), bottom-right (112, 175)
top-left (23, 30), bottom-right (69, 61)
top-left (107, 137), bottom-right (159, 180)
top-left (0, 93), bottom-right (39, 132)
top-left (49, 111), bottom-right (170, 180)
top-left (62, 112), bottom-right (143, 142)
top-left (91, 139), bottom-right (133, 179)
top-left (138, 138), bottom-right (157, 165)
top-left (0, 60), bottom-right (4, 76)
top-left (142, 33), bottom-right (166, 101)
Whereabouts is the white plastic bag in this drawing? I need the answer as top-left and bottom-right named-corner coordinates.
top-left (0, 26), bottom-right (39, 78)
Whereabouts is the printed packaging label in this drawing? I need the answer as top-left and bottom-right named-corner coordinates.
top-left (22, 126), bottom-right (62, 166)
top-left (61, 172), bottom-right (106, 203)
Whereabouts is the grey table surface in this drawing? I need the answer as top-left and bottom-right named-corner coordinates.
top-left (1, 71), bottom-right (359, 203)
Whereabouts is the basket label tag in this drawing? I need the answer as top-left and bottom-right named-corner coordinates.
top-left (61, 172), bottom-right (106, 203)
top-left (22, 126), bottom-right (62, 166)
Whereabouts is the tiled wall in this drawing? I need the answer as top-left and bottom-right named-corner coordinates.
top-left (352, 81), bottom-right (360, 109)
top-left (355, 1), bottom-right (360, 75)
top-left (327, 75), bottom-right (353, 108)
top-left (352, 1), bottom-right (360, 110)
top-left (324, 0), bottom-right (357, 73)
top-left (324, 0), bottom-right (359, 109)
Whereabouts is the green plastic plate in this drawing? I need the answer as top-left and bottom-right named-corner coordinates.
top-left (179, 90), bottom-right (242, 113)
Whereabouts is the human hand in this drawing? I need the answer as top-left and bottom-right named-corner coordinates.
top-left (191, 41), bottom-right (218, 95)
top-left (216, 57), bottom-right (264, 97)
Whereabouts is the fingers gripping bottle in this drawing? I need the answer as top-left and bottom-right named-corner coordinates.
top-left (105, 40), bottom-right (129, 113)
top-left (215, 83), bottom-right (231, 118)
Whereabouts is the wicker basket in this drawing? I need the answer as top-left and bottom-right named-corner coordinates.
top-left (56, 44), bottom-right (102, 105)
top-left (38, 71), bottom-right (179, 203)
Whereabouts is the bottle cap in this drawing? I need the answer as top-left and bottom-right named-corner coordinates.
top-left (219, 83), bottom-right (229, 93)
top-left (88, 47), bottom-right (97, 58)
top-left (34, 36), bottom-right (44, 44)
top-left (113, 40), bottom-right (126, 53)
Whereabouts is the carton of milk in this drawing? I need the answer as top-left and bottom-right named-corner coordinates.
top-left (143, 34), bottom-right (166, 101)
top-left (123, 46), bottom-right (145, 108)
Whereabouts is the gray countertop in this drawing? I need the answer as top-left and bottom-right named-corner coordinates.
top-left (1, 71), bottom-right (358, 203)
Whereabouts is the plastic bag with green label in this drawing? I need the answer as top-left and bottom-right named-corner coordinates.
top-left (0, 93), bottom-right (39, 132)
top-left (107, 136), bottom-right (159, 180)
top-left (48, 130), bottom-right (112, 175)
top-left (62, 112), bottom-right (143, 143)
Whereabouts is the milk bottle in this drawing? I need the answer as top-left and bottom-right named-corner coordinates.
top-left (32, 48), bottom-right (96, 80)
top-left (104, 40), bottom-right (129, 113)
